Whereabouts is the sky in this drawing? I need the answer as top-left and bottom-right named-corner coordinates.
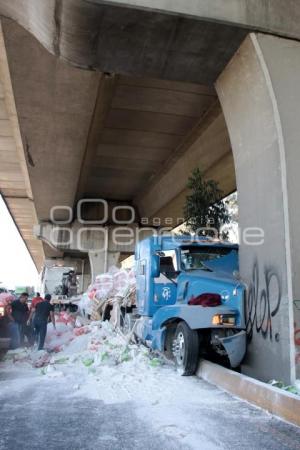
top-left (0, 195), bottom-right (39, 289)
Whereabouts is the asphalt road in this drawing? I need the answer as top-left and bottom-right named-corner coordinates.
top-left (0, 368), bottom-right (300, 450)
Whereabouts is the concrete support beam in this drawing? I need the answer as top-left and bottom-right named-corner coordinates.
top-left (75, 73), bottom-right (118, 201)
top-left (88, 250), bottom-right (121, 282)
top-left (2, 1), bottom-right (300, 75)
top-left (0, 1), bottom-right (247, 83)
top-left (35, 222), bottom-right (129, 283)
top-left (216, 33), bottom-right (299, 383)
top-left (135, 103), bottom-right (235, 224)
top-left (34, 221), bottom-right (157, 281)
top-left (96, 0), bottom-right (300, 41)
top-left (34, 222), bottom-right (137, 254)
top-left (0, 22), bottom-right (44, 269)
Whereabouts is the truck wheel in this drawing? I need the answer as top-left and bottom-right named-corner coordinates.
top-left (173, 321), bottom-right (199, 376)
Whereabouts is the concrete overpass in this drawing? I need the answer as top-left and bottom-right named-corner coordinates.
top-left (0, 0), bottom-right (300, 384)
top-left (0, 5), bottom-right (242, 269)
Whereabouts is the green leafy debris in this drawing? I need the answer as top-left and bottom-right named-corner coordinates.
top-left (82, 357), bottom-right (94, 367)
top-left (149, 358), bottom-right (162, 367)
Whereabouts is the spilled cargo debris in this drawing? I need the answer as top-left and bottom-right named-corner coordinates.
top-left (3, 311), bottom-right (164, 377)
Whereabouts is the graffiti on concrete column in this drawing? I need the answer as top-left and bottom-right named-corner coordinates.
top-left (245, 261), bottom-right (281, 341)
top-left (294, 300), bottom-right (300, 369)
top-left (295, 323), bottom-right (300, 366)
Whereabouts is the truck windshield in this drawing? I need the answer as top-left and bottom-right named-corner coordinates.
top-left (180, 246), bottom-right (232, 271)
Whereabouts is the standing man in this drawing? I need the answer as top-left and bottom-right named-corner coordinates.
top-left (11, 292), bottom-right (32, 346)
top-left (30, 292), bottom-right (44, 343)
top-left (28, 294), bottom-right (55, 350)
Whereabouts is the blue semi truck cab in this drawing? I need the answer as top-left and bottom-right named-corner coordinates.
top-left (130, 235), bottom-right (246, 375)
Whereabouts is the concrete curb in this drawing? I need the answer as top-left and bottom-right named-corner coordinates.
top-left (197, 360), bottom-right (300, 427)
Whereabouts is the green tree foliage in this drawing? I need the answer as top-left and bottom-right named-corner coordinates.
top-left (183, 168), bottom-right (230, 238)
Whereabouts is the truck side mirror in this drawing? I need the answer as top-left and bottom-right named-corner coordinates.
top-left (151, 254), bottom-right (160, 278)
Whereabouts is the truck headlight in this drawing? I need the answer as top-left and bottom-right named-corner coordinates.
top-left (212, 314), bottom-right (236, 326)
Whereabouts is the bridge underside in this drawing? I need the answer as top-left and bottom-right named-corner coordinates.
top-left (0, 5), bottom-right (248, 267)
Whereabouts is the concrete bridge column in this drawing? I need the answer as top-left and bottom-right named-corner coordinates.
top-left (216, 33), bottom-right (300, 383)
top-left (88, 250), bottom-right (121, 282)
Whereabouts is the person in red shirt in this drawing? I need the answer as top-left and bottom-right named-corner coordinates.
top-left (30, 292), bottom-right (44, 310)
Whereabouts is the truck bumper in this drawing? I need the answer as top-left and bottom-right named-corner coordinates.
top-left (217, 330), bottom-right (246, 368)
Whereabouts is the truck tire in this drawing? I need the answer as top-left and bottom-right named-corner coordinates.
top-left (173, 321), bottom-right (199, 376)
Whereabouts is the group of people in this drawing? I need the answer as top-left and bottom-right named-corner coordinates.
top-left (3, 292), bottom-right (56, 350)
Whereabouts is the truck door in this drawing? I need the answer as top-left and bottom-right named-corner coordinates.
top-left (136, 258), bottom-right (147, 314)
top-left (153, 251), bottom-right (178, 311)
